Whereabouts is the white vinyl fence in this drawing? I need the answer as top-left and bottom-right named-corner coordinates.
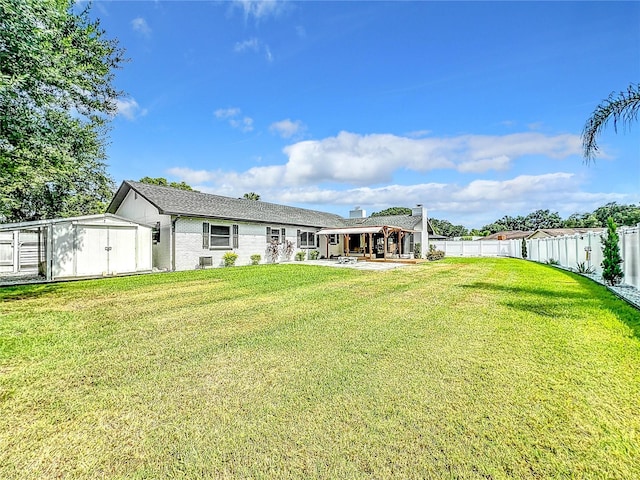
top-left (430, 224), bottom-right (640, 290)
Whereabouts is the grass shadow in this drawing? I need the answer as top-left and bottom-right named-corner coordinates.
top-left (461, 269), bottom-right (640, 340)
top-left (0, 283), bottom-right (63, 302)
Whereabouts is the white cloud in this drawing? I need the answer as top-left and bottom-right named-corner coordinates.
top-left (233, 37), bottom-right (273, 62)
top-left (168, 165), bottom-right (633, 227)
top-left (234, 38), bottom-right (259, 53)
top-left (265, 45), bottom-right (273, 62)
top-left (273, 131), bottom-right (580, 186)
top-left (272, 174), bottom-right (634, 227)
top-left (165, 130), bottom-right (605, 226)
top-left (457, 155), bottom-right (511, 173)
top-left (170, 130), bottom-right (583, 191)
top-left (214, 107), bottom-right (253, 132)
top-left (115, 98), bottom-right (147, 120)
top-left (269, 119), bottom-right (305, 138)
top-left (214, 107), bottom-right (241, 119)
top-left (230, 117), bottom-right (254, 132)
top-left (131, 17), bottom-right (151, 37)
top-left (232, 0), bottom-right (287, 21)
top-left (405, 130), bottom-right (431, 138)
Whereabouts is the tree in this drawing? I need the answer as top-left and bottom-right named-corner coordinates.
top-left (430, 218), bottom-right (468, 238)
top-left (469, 229), bottom-right (489, 237)
top-left (139, 177), bottom-right (194, 191)
top-left (601, 217), bottom-right (623, 285)
top-left (563, 212), bottom-right (600, 228)
top-left (243, 192), bottom-right (261, 201)
top-left (524, 209), bottom-right (563, 230)
top-left (582, 83), bottom-right (640, 163)
top-left (0, 0), bottom-right (125, 222)
top-left (370, 207), bottom-right (412, 217)
top-left (593, 202), bottom-right (640, 228)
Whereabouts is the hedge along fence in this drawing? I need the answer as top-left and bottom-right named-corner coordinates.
top-left (429, 223), bottom-right (640, 290)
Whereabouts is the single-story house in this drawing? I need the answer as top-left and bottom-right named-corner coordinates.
top-left (107, 181), bottom-right (436, 270)
top-left (526, 228), bottom-right (605, 239)
top-left (484, 230), bottom-right (533, 241)
top-left (0, 214), bottom-right (152, 280)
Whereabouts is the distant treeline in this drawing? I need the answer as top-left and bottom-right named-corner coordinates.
top-left (370, 203), bottom-right (640, 237)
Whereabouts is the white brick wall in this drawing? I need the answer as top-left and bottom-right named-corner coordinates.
top-left (174, 217), bottom-right (321, 270)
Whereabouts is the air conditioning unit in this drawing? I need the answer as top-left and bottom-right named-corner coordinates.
top-left (199, 256), bottom-right (213, 268)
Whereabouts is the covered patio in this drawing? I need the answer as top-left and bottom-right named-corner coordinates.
top-left (316, 225), bottom-right (416, 261)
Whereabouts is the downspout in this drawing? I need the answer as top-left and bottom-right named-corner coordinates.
top-left (171, 215), bottom-right (181, 271)
top-left (423, 206), bottom-right (429, 259)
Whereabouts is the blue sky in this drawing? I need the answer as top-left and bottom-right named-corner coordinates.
top-left (90, 1), bottom-right (639, 228)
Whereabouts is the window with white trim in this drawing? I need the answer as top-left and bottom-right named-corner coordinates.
top-left (266, 227), bottom-right (285, 244)
top-left (203, 223), bottom-right (238, 249)
top-left (297, 230), bottom-right (316, 249)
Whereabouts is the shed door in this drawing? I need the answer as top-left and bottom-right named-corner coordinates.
top-left (76, 226), bottom-right (109, 276)
top-left (108, 227), bottom-right (137, 274)
top-left (75, 226), bottom-right (137, 276)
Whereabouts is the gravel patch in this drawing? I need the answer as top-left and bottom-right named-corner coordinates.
top-left (581, 272), bottom-right (640, 311)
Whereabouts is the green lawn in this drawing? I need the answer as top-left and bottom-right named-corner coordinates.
top-left (1, 258), bottom-right (638, 479)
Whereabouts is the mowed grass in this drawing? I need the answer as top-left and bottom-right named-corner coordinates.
top-left (1, 258), bottom-right (639, 479)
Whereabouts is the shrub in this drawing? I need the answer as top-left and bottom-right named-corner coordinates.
top-left (309, 250), bottom-right (319, 260)
top-left (222, 252), bottom-right (238, 267)
top-left (414, 242), bottom-right (422, 259)
top-left (283, 240), bottom-right (295, 261)
top-left (521, 238), bottom-right (528, 259)
top-left (266, 241), bottom-right (280, 263)
top-left (575, 261), bottom-right (595, 274)
top-left (601, 217), bottom-right (623, 285)
top-left (250, 254), bottom-right (261, 265)
top-left (426, 244), bottom-right (445, 261)
top-left (545, 258), bottom-right (560, 265)
top-left (295, 251), bottom-right (306, 261)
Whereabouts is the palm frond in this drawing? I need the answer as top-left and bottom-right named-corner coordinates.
top-left (582, 83), bottom-right (640, 164)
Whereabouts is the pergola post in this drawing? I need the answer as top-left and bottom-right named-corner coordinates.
top-left (344, 234), bottom-right (350, 256)
top-left (383, 227), bottom-right (389, 260)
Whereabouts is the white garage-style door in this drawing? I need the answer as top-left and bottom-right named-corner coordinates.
top-left (75, 226), bottom-right (137, 276)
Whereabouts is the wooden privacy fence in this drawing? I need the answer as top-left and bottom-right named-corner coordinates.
top-left (430, 224), bottom-right (640, 290)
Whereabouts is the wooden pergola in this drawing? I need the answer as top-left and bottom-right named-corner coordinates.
top-left (316, 225), bottom-right (414, 261)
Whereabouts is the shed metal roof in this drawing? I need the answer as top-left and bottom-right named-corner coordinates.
top-left (0, 213), bottom-right (147, 232)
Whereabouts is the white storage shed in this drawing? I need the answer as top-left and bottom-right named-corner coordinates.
top-left (0, 214), bottom-right (153, 281)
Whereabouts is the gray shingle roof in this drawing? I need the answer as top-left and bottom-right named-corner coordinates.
top-left (484, 230), bottom-right (533, 240)
top-left (107, 181), bottom-right (348, 228)
top-left (343, 214), bottom-right (422, 230)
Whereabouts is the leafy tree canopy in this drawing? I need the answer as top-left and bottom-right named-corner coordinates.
top-left (480, 210), bottom-right (563, 234)
top-left (370, 207), bottom-right (412, 217)
top-left (430, 218), bottom-right (468, 238)
top-left (480, 204), bottom-right (640, 234)
top-left (243, 192), bottom-right (261, 201)
top-left (0, 0), bottom-right (125, 222)
top-left (139, 177), bottom-right (194, 191)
